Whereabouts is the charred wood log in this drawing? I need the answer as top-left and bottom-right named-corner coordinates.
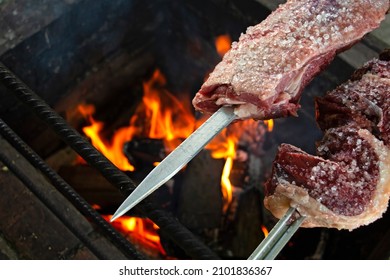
top-left (123, 138), bottom-right (166, 169)
top-left (176, 150), bottom-right (224, 231)
top-left (58, 165), bottom-right (124, 208)
top-left (229, 188), bottom-right (264, 259)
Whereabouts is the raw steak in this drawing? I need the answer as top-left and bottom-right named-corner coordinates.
top-left (192, 0), bottom-right (389, 120)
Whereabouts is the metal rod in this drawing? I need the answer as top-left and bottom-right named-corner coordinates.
top-left (263, 215), bottom-right (305, 260)
top-left (248, 207), bottom-right (305, 260)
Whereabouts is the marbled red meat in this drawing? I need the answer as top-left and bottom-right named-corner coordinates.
top-left (316, 56), bottom-right (390, 145)
top-left (192, 0), bottom-right (389, 120)
top-left (265, 54), bottom-right (390, 230)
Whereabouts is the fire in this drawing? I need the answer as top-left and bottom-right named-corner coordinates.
top-left (105, 215), bottom-right (167, 256)
top-left (78, 104), bottom-right (137, 172)
top-left (140, 70), bottom-right (196, 152)
top-left (207, 119), bottom-right (257, 211)
top-left (206, 136), bottom-right (233, 211)
top-left (263, 119), bottom-right (274, 132)
top-left (215, 34), bottom-right (232, 56)
top-left (205, 118), bottom-right (274, 210)
top-left (78, 69), bottom-right (195, 171)
top-left (261, 225), bottom-right (269, 238)
top-left (216, 138), bottom-right (235, 212)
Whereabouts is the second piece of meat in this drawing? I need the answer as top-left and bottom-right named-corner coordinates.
top-left (264, 52), bottom-right (390, 230)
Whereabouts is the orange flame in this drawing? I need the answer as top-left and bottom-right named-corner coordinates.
top-left (263, 119), bottom-right (274, 132)
top-left (105, 215), bottom-right (167, 256)
top-left (218, 139), bottom-right (235, 212)
top-left (206, 119), bottom-right (254, 210)
top-left (261, 225), bottom-right (269, 238)
top-left (140, 70), bottom-right (196, 152)
top-left (207, 135), bottom-right (230, 209)
top-left (206, 118), bottom-right (274, 211)
top-left (78, 69), bottom-right (195, 171)
top-left (78, 104), bottom-right (137, 172)
top-left (215, 35), bottom-right (232, 56)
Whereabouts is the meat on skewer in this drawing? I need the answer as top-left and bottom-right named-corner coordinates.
top-left (265, 53), bottom-right (390, 230)
top-left (192, 0), bottom-right (389, 121)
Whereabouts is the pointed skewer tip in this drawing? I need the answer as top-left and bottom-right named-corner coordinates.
top-left (110, 211), bottom-right (122, 222)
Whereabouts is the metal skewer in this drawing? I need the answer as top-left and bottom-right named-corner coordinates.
top-left (248, 207), bottom-right (305, 260)
top-left (111, 106), bottom-right (237, 221)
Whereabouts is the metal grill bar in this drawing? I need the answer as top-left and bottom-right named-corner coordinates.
top-left (0, 135), bottom-right (112, 259)
top-left (0, 118), bottom-right (144, 260)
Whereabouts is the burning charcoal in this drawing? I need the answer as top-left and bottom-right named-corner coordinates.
top-left (123, 137), bottom-right (166, 167)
